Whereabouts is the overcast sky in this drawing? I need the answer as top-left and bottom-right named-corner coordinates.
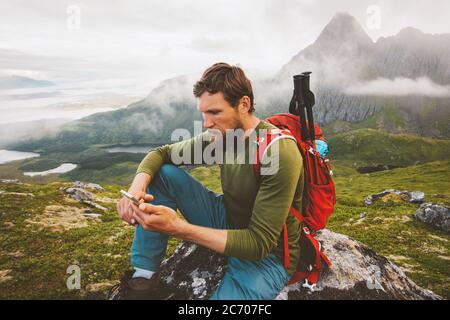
top-left (1, 0), bottom-right (449, 93)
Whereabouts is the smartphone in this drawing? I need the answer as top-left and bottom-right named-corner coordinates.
top-left (120, 190), bottom-right (141, 206)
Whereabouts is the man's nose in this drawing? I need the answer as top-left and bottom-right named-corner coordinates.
top-left (203, 114), bottom-right (214, 129)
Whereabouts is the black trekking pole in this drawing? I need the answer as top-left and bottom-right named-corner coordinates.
top-left (301, 72), bottom-right (320, 184)
top-left (291, 75), bottom-right (309, 141)
top-left (300, 72), bottom-right (316, 143)
top-left (290, 72), bottom-right (319, 184)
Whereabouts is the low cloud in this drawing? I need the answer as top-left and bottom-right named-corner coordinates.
top-left (143, 73), bottom-right (199, 116)
top-left (346, 77), bottom-right (450, 97)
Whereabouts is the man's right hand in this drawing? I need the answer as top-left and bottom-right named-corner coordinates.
top-left (117, 190), bottom-right (151, 225)
top-left (117, 172), bottom-right (152, 226)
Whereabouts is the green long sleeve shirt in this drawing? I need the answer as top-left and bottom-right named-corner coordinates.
top-left (136, 120), bottom-right (304, 275)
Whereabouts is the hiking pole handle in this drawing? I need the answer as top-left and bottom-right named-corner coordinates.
top-left (293, 74), bottom-right (309, 141)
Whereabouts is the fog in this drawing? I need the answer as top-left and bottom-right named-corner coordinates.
top-left (346, 77), bottom-right (450, 97)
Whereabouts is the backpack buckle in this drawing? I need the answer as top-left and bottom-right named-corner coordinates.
top-left (302, 279), bottom-right (317, 292)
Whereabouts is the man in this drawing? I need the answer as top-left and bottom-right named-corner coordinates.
top-left (116, 62), bottom-right (304, 300)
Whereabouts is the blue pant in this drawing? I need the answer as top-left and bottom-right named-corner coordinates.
top-left (131, 164), bottom-right (290, 300)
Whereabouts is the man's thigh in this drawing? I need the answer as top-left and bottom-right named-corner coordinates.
top-left (148, 164), bottom-right (227, 229)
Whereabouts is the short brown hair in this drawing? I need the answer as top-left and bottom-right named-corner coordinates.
top-left (193, 62), bottom-right (255, 113)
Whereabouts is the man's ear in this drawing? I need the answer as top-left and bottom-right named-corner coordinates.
top-left (238, 96), bottom-right (251, 114)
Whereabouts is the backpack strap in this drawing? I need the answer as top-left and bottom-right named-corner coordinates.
top-left (252, 129), bottom-right (296, 178)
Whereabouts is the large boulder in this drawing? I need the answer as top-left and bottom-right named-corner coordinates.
top-left (114, 229), bottom-right (440, 300)
top-left (64, 182), bottom-right (107, 211)
top-left (365, 189), bottom-right (425, 206)
top-left (415, 203), bottom-right (450, 233)
top-left (65, 187), bottom-right (93, 202)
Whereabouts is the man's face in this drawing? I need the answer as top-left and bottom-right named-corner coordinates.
top-left (197, 91), bottom-right (243, 136)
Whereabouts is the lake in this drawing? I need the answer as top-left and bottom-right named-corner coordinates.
top-left (23, 163), bottom-right (77, 177)
top-left (0, 149), bottom-right (40, 164)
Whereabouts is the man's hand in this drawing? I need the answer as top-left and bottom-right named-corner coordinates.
top-left (131, 199), bottom-right (183, 236)
top-left (131, 193), bottom-right (227, 254)
top-left (117, 191), bottom-right (154, 226)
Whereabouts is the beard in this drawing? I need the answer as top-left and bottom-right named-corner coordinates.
top-left (207, 116), bottom-right (244, 147)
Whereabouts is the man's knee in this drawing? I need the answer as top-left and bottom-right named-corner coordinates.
top-left (159, 164), bottom-right (182, 179)
top-left (147, 164), bottom-right (185, 195)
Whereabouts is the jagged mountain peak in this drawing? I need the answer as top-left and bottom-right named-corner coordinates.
top-left (313, 12), bottom-right (374, 48)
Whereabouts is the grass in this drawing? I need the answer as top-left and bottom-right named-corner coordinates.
top-left (194, 162), bottom-right (450, 298)
top-left (0, 159), bottom-right (448, 299)
top-left (328, 161), bottom-right (450, 297)
top-left (328, 129), bottom-right (450, 167)
top-left (0, 181), bottom-right (179, 299)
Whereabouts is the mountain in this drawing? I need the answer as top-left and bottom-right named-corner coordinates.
top-left (10, 75), bottom-right (201, 152)
top-left (0, 75), bottom-right (55, 90)
top-left (9, 13), bottom-right (450, 153)
top-left (374, 27), bottom-right (450, 84)
top-left (272, 13), bottom-right (450, 134)
top-left (277, 13), bottom-right (450, 84)
top-left (277, 12), bottom-right (375, 85)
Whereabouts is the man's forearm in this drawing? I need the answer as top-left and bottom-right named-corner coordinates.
top-left (174, 220), bottom-right (228, 254)
top-left (128, 172), bottom-right (151, 194)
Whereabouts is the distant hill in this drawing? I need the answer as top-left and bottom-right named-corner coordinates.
top-left (328, 128), bottom-right (450, 167)
top-left (0, 75), bottom-right (55, 89)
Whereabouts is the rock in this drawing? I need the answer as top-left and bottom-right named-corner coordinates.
top-left (65, 187), bottom-right (93, 201)
top-left (65, 184), bottom-right (107, 211)
top-left (82, 212), bottom-right (103, 219)
top-left (415, 203), bottom-right (450, 233)
top-left (0, 179), bottom-right (19, 183)
top-left (82, 200), bottom-right (107, 211)
top-left (409, 191), bottom-right (426, 204)
top-left (0, 270), bottom-right (13, 284)
top-left (74, 181), bottom-right (104, 191)
top-left (0, 191), bottom-right (34, 197)
top-left (109, 230), bottom-right (440, 300)
top-left (85, 183), bottom-right (104, 191)
top-left (365, 189), bottom-right (425, 206)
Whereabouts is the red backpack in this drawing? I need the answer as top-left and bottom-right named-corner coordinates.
top-left (253, 113), bottom-right (336, 290)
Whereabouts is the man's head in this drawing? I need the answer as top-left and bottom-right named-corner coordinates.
top-left (193, 63), bottom-right (255, 135)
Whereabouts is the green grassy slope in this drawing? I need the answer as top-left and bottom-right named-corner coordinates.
top-left (0, 162), bottom-right (448, 299)
top-left (328, 129), bottom-right (450, 167)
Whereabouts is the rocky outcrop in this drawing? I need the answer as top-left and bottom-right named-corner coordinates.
top-left (65, 187), bottom-right (93, 202)
top-left (63, 182), bottom-right (107, 212)
top-left (74, 181), bottom-right (104, 191)
top-left (111, 229), bottom-right (440, 300)
top-left (415, 203), bottom-right (450, 233)
top-left (365, 189), bottom-right (425, 206)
